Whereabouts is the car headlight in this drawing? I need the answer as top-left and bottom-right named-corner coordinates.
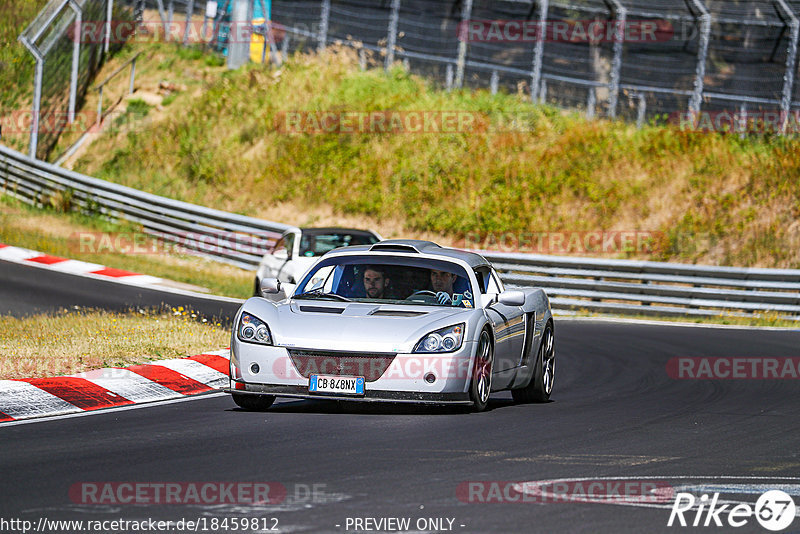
top-left (414, 323), bottom-right (465, 353)
top-left (237, 312), bottom-right (273, 345)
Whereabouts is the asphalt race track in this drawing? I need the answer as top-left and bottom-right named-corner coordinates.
top-left (0, 259), bottom-right (240, 323)
top-left (2, 259), bottom-right (800, 533)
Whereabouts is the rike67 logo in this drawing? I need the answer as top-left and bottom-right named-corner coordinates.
top-left (668, 490), bottom-right (796, 531)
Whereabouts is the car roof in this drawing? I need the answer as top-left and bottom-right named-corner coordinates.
top-left (289, 227), bottom-right (379, 237)
top-left (330, 239), bottom-right (492, 269)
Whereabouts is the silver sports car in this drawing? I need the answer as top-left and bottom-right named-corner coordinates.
top-left (224, 240), bottom-right (555, 412)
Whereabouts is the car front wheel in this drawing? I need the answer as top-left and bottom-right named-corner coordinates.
top-left (469, 329), bottom-right (494, 412)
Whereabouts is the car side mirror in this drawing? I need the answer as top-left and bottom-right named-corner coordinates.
top-left (260, 278), bottom-right (281, 295)
top-left (273, 248), bottom-right (288, 260)
top-left (497, 290), bottom-right (525, 306)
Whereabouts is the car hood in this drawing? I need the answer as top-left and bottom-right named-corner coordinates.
top-left (259, 300), bottom-right (478, 353)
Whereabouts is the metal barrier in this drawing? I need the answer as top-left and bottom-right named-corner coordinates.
top-left (0, 144), bottom-right (291, 270)
top-left (2, 143), bottom-right (799, 319)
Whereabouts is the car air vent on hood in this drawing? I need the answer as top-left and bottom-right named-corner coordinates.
top-left (299, 306), bottom-right (345, 314)
top-left (369, 310), bottom-right (427, 317)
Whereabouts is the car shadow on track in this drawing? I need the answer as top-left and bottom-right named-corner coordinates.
top-left (226, 396), bottom-right (545, 415)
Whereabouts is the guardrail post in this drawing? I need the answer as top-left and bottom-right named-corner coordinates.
top-left (318, 0), bottom-right (330, 52)
top-left (530, 0), bottom-right (548, 103)
top-left (774, 0), bottom-right (799, 134)
top-left (96, 85), bottom-right (104, 128)
top-left (738, 102), bottom-right (747, 138)
top-left (68, 0), bottom-right (82, 124)
top-left (636, 93), bottom-right (646, 128)
top-left (446, 63), bottom-right (453, 90)
top-left (688, 0), bottom-right (710, 115)
top-left (586, 86), bottom-right (596, 119)
top-left (385, 0), bottom-right (400, 70)
top-left (604, 0), bottom-right (626, 118)
top-left (281, 32), bottom-right (289, 61)
top-left (19, 37), bottom-right (43, 159)
top-left (454, 0), bottom-right (473, 88)
top-left (539, 79), bottom-right (547, 103)
top-left (490, 70), bottom-right (499, 94)
top-left (129, 55), bottom-right (137, 94)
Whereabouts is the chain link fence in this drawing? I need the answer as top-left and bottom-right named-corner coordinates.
top-left (18, 0), bottom-right (136, 160)
top-left (266, 0), bottom-right (800, 130)
top-left (16, 0), bottom-right (800, 161)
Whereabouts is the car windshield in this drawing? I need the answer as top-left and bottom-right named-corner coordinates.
top-left (294, 255), bottom-right (475, 308)
top-left (298, 232), bottom-right (380, 257)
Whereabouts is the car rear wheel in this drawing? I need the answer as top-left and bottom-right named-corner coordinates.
top-left (232, 393), bottom-right (276, 411)
top-left (512, 322), bottom-right (554, 403)
top-left (469, 329), bottom-right (494, 412)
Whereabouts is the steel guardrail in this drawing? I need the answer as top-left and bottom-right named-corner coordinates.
top-left (2, 144), bottom-right (799, 319)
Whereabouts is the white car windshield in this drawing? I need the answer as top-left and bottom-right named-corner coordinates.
top-left (294, 255), bottom-right (475, 308)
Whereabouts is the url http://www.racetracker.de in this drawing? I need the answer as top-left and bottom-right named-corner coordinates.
top-left (0, 517), bottom-right (280, 533)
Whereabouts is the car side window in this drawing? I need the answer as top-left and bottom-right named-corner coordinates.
top-left (474, 267), bottom-right (492, 294)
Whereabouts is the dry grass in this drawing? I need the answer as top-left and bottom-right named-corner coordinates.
top-left (0, 307), bottom-right (228, 379)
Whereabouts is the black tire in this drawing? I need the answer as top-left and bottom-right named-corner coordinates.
top-left (512, 322), bottom-right (555, 403)
top-left (232, 393), bottom-right (275, 411)
top-left (469, 329), bottom-right (494, 412)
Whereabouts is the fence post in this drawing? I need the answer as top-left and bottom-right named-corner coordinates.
top-left (539, 79), bottom-right (547, 103)
top-left (167, 0), bottom-right (174, 41)
top-left (104, 0), bottom-right (114, 54)
top-left (68, 0), bottom-right (82, 124)
top-left (155, 0), bottom-right (169, 39)
top-left (385, 0), bottom-right (400, 70)
top-left (183, 0), bottom-right (196, 45)
top-left (604, 0), bottom-right (626, 118)
top-left (318, 0), bottom-right (330, 52)
top-left (774, 0), bottom-right (799, 134)
top-left (530, 0), bottom-right (549, 103)
top-left (490, 70), bottom-right (499, 95)
top-left (454, 0), bottom-right (473, 88)
top-left (19, 37), bottom-right (43, 159)
top-left (688, 0), bottom-right (710, 115)
top-left (738, 102), bottom-right (747, 138)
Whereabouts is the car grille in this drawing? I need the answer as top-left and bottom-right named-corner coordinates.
top-left (287, 350), bottom-right (396, 382)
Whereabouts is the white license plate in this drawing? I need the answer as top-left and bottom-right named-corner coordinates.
top-left (309, 375), bottom-right (365, 396)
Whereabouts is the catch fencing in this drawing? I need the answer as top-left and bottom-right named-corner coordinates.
top-left (2, 143), bottom-right (799, 320)
top-left (18, 0), bottom-right (137, 160)
top-left (264, 0), bottom-right (800, 130)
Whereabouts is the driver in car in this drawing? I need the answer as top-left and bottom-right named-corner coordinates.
top-left (363, 265), bottom-right (390, 299)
